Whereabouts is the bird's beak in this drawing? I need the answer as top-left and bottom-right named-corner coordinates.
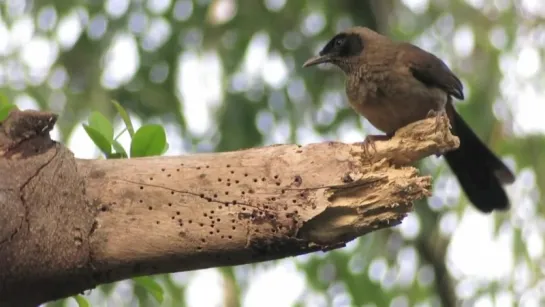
top-left (302, 55), bottom-right (331, 68)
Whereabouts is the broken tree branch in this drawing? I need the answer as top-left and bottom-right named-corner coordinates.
top-left (0, 110), bottom-right (459, 306)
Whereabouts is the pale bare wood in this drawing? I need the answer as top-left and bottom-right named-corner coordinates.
top-left (79, 113), bottom-right (458, 275)
top-left (0, 110), bottom-right (458, 306)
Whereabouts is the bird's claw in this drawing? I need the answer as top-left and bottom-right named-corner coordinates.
top-left (360, 134), bottom-right (391, 158)
top-left (426, 109), bottom-right (438, 118)
top-left (361, 137), bottom-right (377, 157)
top-left (426, 109), bottom-right (449, 134)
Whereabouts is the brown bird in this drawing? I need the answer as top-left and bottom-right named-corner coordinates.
top-left (303, 26), bottom-right (515, 213)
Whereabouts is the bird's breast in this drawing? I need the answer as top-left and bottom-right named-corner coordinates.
top-left (345, 69), bottom-right (448, 134)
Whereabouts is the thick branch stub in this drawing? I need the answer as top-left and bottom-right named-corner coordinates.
top-left (0, 109), bottom-right (57, 157)
top-left (1, 110), bottom-right (95, 307)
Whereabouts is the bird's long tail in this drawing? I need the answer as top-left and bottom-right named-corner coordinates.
top-left (444, 104), bottom-right (515, 213)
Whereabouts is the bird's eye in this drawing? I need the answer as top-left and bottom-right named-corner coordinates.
top-left (335, 38), bottom-right (344, 47)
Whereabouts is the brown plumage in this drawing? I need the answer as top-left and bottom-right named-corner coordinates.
top-left (303, 26), bottom-right (515, 213)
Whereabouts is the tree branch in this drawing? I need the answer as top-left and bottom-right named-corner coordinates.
top-left (0, 110), bottom-right (459, 306)
top-left (417, 232), bottom-right (456, 307)
top-left (415, 206), bottom-right (458, 307)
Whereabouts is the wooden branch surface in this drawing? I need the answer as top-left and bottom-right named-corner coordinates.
top-left (0, 110), bottom-right (459, 306)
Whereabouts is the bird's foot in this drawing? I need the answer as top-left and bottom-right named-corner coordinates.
top-left (360, 134), bottom-right (391, 158)
top-left (426, 109), bottom-right (450, 157)
top-left (426, 109), bottom-right (449, 134)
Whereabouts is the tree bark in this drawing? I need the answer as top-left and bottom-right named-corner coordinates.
top-left (0, 110), bottom-right (459, 306)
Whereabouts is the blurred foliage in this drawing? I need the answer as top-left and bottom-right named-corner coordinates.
top-left (2, 0), bottom-right (545, 306)
top-left (0, 102), bottom-right (16, 121)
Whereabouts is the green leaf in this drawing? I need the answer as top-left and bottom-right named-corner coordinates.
top-left (112, 139), bottom-right (128, 158)
top-left (130, 124), bottom-right (167, 157)
top-left (73, 295), bottom-right (90, 307)
top-left (98, 283), bottom-right (116, 296)
top-left (134, 276), bottom-right (164, 303)
top-left (0, 92), bottom-right (9, 106)
top-left (112, 100), bottom-right (135, 137)
top-left (0, 104), bottom-right (16, 122)
top-left (83, 124), bottom-right (112, 155)
top-left (220, 267), bottom-right (241, 307)
top-left (88, 111), bottom-right (114, 143)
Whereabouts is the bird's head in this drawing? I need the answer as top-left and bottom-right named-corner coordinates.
top-left (303, 27), bottom-right (385, 74)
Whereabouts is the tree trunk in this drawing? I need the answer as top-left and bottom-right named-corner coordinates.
top-left (0, 110), bottom-right (459, 306)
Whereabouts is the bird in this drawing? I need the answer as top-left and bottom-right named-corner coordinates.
top-left (302, 26), bottom-right (515, 213)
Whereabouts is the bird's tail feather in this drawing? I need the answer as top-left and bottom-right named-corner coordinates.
top-left (444, 106), bottom-right (514, 213)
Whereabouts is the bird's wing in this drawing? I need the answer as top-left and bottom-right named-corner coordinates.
top-left (399, 43), bottom-right (464, 100)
